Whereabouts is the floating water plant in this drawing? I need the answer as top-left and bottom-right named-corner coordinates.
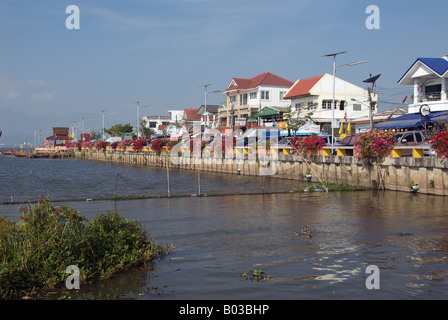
top-left (241, 268), bottom-right (272, 282)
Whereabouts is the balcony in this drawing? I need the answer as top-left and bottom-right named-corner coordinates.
top-left (409, 92), bottom-right (448, 114)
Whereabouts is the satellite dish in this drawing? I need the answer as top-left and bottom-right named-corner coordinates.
top-left (363, 74), bottom-right (381, 84)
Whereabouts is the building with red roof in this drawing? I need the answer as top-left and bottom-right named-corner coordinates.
top-left (283, 73), bottom-right (377, 130)
top-left (218, 72), bottom-right (294, 128)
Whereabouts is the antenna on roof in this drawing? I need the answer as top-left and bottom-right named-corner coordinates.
top-left (363, 74), bottom-right (381, 130)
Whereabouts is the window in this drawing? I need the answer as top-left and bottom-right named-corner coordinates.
top-left (425, 84), bottom-right (441, 94)
top-left (352, 104), bottom-right (362, 111)
top-left (322, 100), bottom-right (334, 110)
top-left (240, 93), bottom-right (248, 105)
top-left (339, 100), bottom-right (346, 111)
top-left (279, 91), bottom-right (287, 100)
top-left (416, 133), bottom-right (423, 143)
top-left (308, 101), bottom-right (317, 110)
top-left (250, 92), bottom-right (257, 99)
top-left (260, 90), bottom-right (270, 100)
top-left (403, 133), bottom-right (414, 143)
top-left (229, 95), bottom-right (236, 103)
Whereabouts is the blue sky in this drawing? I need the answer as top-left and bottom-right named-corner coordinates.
top-left (1, 0), bottom-right (447, 140)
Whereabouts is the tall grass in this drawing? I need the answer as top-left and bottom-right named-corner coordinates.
top-left (0, 199), bottom-right (173, 299)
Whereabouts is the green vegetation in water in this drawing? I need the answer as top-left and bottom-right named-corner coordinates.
top-left (241, 268), bottom-right (272, 282)
top-left (0, 199), bottom-right (173, 299)
top-left (299, 181), bottom-right (371, 192)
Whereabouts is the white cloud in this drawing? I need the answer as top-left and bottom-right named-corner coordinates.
top-left (1, 89), bottom-right (20, 99)
top-left (30, 91), bottom-right (56, 101)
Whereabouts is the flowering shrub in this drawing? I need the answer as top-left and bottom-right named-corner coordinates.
top-left (207, 137), bottom-right (236, 154)
top-left (354, 130), bottom-right (396, 164)
top-left (132, 139), bottom-right (147, 151)
top-left (117, 139), bottom-right (132, 150)
top-left (65, 141), bottom-right (80, 149)
top-left (110, 141), bottom-right (119, 150)
top-left (150, 138), bottom-right (166, 152)
top-left (290, 135), bottom-right (326, 153)
top-left (429, 130), bottom-right (448, 158)
top-left (165, 138), bottom-right (179, 151)
top-left (94, 140), bottom-right (108, 151)
top-left (81, 141), bottom-right (93, 149)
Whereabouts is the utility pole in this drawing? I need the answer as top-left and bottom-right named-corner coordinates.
top-left (363, 74), bottom-right (381, 131)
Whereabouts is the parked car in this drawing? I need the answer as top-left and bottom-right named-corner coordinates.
top-left (277, 137), bottom-right (294, 154)
top-left (395, 130), bottom-right (425, 157)
top-left (336, 135), bottom-right (359, 146)
top-left (395, 130), bottom-right (425, 146)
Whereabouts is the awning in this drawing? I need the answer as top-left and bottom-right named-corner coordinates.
top-left (430, 111), bottom-right (448, 122)
top-left (257, 106), bottom-right (287, 118)
top-left (258, 107), bottom-right (280, 117)
top-left (374, 111), bottom-right (448, 130)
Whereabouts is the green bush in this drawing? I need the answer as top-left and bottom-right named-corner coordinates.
top-left (0, 199), bottom-right (173, 299)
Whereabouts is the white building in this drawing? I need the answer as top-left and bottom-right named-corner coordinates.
top-left (142, 115), bottom-right (171, 132)
top-left (218, 72), bottom-right (294, 127)
top-left (283, 73), bottom-right (377, 127)
top-left (142, 110), bottom-right (184, 134)
top-left (397, 56), bottom-right (448, 114)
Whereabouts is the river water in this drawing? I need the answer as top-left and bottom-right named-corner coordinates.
top-left (1, 156), bottom-right (448, 300)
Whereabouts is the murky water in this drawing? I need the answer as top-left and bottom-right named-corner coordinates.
top-left (1, 157), bottom-right (448, 299)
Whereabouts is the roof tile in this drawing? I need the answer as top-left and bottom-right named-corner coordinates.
top-left (283, 75), bottom-right (324, 99)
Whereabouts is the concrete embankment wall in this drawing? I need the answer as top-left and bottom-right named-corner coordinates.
top-left (74, 150), bottom-right (448, 196)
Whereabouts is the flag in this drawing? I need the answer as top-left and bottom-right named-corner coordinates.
top-left (347, 122), bottom-right (351, 135)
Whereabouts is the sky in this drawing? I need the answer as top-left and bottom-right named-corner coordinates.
top-left (0, 0), bottom-right (447, 144)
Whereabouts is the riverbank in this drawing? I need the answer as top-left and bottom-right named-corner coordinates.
top-left (74, 150), bottom-right (448, 196)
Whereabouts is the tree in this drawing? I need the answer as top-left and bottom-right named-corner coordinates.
top-left (140, 119), bottom-right (155, 139)
top-left (105, 123), bottom-right (134, 139)
top-left (89, 130), bottom-right (102, 141)
top-left (283, 104), bottom-right (315, 135)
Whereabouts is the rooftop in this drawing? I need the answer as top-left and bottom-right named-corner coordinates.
top-left (224, 72), bottom-right (294, 92)
top-left (283, 75), bottom-right (325, 99)
top-left (398, 56), bottom-right (448, 85)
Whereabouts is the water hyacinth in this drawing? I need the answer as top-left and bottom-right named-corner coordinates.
top-left (354, 130), bottom-right (396, 164)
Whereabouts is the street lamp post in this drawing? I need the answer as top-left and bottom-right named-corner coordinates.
top-left (323, 51), bottom-right (366, 152)
top-left (135, 101), bottom-right (154, 138)
top-left (322, 51), bottom-right (347, 152)
top-left (199, 84), bottom-right (211, 127)
top-left (135, 101), bottom-right (142, 138)
top-left (102, 110), bottom-right (118, 140)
